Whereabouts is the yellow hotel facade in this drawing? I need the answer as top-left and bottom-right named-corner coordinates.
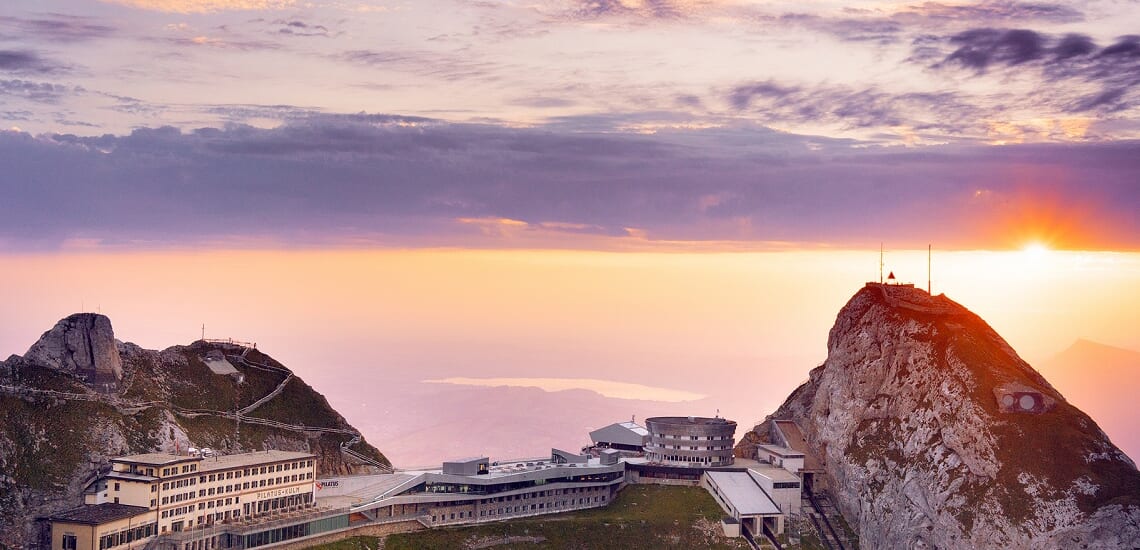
top-left (45, 450), bottom-right (316, 550)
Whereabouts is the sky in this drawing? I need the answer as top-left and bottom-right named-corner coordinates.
top-left (1, 0), bottom-right (1139, 464)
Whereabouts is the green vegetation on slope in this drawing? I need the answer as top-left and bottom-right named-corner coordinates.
top-left (377, 485), bottom-right (747, 550)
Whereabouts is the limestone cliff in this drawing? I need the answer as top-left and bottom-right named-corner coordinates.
top-left (24, 314), bottom-right (123, 393)
top-left (0, 315), bottom-right (390, 549)
top-left (743, 284), bottom-right (1140, 549)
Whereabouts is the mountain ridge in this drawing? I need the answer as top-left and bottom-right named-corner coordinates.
top-left (740, 283), bottom-right (1140, 549)
top-left (0, 313), bottom-right (389, 548)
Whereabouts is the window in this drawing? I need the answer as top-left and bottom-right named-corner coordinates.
top-left (62, 534), bottom-right (77, 550)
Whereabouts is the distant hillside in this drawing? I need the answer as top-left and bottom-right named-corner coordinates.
top-left (741, 284), bottom-right (1140, 549)
top-left (0, 313), bottom-right (389, 548)
top-left (1038, 339), bottom-right (1140, 462)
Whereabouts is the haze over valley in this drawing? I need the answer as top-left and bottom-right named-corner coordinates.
top-left (4, 248), bottom-right (1138, 466)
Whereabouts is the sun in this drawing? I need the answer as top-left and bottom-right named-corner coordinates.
top-left (1022, 241), bottom-right (1050, 260)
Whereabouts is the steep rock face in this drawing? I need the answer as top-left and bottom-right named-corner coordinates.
top-left (757, 284), bottom-right (1140, 549)
top-left (24, 313), bottom-right (123, 392)
top-left (0, 315), bottom-right (390, 549)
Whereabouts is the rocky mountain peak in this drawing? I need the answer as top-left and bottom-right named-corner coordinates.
top-left (24, 313), bottom-right (123, 392)
top-left (751, 283), bottom-right (1140, 549)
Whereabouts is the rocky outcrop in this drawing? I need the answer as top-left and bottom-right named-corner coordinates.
top-left (0, 315), bottom-right (390, 548)
top-left (24, 313), bottom-right (122, 392)
top-left (745, 283), bottom-right (1140, 549)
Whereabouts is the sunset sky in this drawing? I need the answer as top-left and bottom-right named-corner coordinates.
top-left (2, 0), bottom-right (1138, 464)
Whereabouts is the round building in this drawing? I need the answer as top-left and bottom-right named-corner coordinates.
top-left (644, 416), bottom-right (737, 467)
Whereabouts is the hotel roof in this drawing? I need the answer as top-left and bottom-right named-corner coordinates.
top-left (113, 450), bottom-right (314, 471)
top-left (113, 453), bottom-right (198, 466)
top-left (47, 503), bottom-right (150, 525)
top-left (199, 450), bottom-right (314, 472)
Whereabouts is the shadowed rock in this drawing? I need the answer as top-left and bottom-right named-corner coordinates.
top-left (24, 313), bottom-right (122, 392)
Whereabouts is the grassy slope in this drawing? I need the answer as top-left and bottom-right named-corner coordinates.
top-left (373, 485), bottom-right (746, 550)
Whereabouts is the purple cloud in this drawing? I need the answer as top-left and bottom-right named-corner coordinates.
top-left (0, 50), bottom-right (69, 75)
top-left (1, 114), bottom-right (1137, 250)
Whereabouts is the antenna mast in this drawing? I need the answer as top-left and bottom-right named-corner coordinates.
top-left (879, 243), bottom-right (884, 284)
top-left (201, 323), bottom-right (205, 341)
top-left (927, 244), bottom-right (932, 295)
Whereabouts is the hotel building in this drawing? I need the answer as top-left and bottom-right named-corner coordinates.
top-left (46, 450), bottom-right (316, 550)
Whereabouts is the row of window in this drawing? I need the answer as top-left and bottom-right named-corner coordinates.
top-left (93, 522), bottom-right (157, 550)
top-left (651, 434), bottom-right (732, 440)
top-left (161, 478), bottom-right (195, 491)
top-left (234, 460), bottom-right (313, 479)
top-left (162, 504), bottom-right (194, 518)
top-left (157, 460), bottom-right (313, 485)
top-left (648, 453), bottom-right (727, 464)
top-left (161, 490), bottom-right (196, 505)
top-left (431, 494), bottom-right (608, 523)
top-left (160, 473), bottom-right (312, 504)
top-left (160, 464), bottom-right (197, 477)
top-left (659, 444), bottom-right (732, 451)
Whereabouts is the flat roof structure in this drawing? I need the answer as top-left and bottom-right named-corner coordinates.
top-left (114, 450), bottom-right (314, 472)
top-left (757, 444), bottom-right (804, 459)
top-left (748, 464), bottom-right (801, 484)
top-left (198, 450), bottom-right (314, 472)
top-left (202, 356), bottom-right (239, 375)
top-left (589, 421), bottom-right (649, 449)
top-left (47, 503), bottom-right (150, 525)
top-left (112, 453), bottom-right (198, 466)
top-left (772, 420), bottom-right (823, 472)
top-left (704, 471), bottom-right (781, 516)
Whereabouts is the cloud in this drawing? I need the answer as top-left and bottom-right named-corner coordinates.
top-left (727, 80), bottom-right (976, 134)
top-left (0, 50), bottom-right (70, 75)
top-left (1, 113), bottom-right (1137, 251)
top-left (0, 79), bottom-right (74, 104)
top-left (941, 28), bottom-right (1047, 71)
top-left (0, 14), bottom-right (117, 43)
top-left (899, 1), bottom-right (1083, 24)
top-left (99, 0), bottom-right (297, 13)
top-left (338, 49), bottom-right (501, 81)
top-left (927, 30), bottom-right (1140, 113)
top-left (739, 1), bottom-right (1082, 45)
top-left (273, 19), bottom-right (333, 37)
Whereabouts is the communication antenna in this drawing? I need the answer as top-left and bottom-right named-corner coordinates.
top-left (879, 243), bottom-right (884, 284)
top-left (201, 323), bottom-right (205, 341)
top-left (927, 244), bottom-right (932, 295)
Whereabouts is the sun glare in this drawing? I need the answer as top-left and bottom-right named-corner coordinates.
top-left (1023, 242), bottom-right (1050, 260)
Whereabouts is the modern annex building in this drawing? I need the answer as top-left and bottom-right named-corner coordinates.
top-left (316, 452), bottom-right (627, 528)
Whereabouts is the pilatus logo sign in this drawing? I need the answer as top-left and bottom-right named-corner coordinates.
top-left (316, 480), bottom-right (340, 491)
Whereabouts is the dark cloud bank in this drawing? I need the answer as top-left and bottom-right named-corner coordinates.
top-left (1, 114), bottom-right (1137, 250)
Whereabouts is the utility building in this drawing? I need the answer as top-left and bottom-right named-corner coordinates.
top-left (588, 421), bottom-right (649, 451)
